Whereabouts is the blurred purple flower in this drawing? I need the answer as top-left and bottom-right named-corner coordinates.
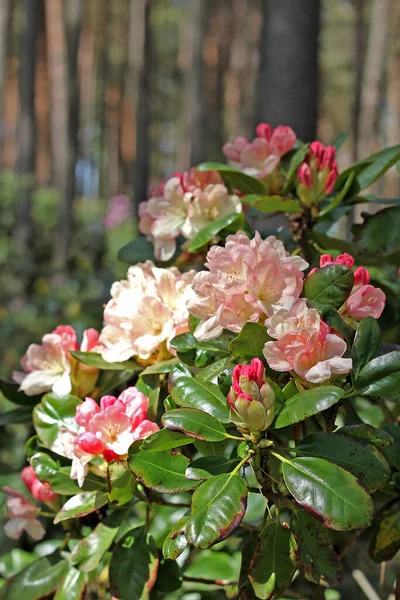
top-left (104, 195), bottom-right (132, 229)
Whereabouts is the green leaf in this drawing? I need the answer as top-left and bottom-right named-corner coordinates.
top-left (369, 503), bottom-right (400, 562)
top-left (162, 408), bottom-right (228, 442)
top-left (188, 212), bottom-right (244, 253)
top-left (0, 379), bottom-right (42, 406)
top-left (184, 550), bottom-right (241, 583)
top-left (228, 322), bottom-right (271, 360)
top-left (283, 143), bottom-right (310, 193)
top-left (30, 452), bottom-right (81, 496)
top-left (153, 558), bottom-right (182, 594)
top-left (108, 460), bottom-right (136, 506)
top-left (241, 194), bottom-right (301, 213)
top-left (53, 568), bottom-right (87, 600)
top-left (109, 527), bottom-right (158, 600)
top-left (54, 491), bottom-right (108, 523)
top-left (71, 513), bottom-right (124, 572)
top-left (170, 332), bottom-right (231, 356)
top-left (281, 456), bottom-right (374, 530)
top-left (331, 131), bottom-right (348, 151)
top-left (162, 516), bottom-right (189, 560)
top-left (0, 407), bottom-right (32, 425)
top-left (0, 558), bottom-right (69, 600)
top-left (249, 521), bottom-right (297, 599)
top-left (291, 510), bottom-right (342, 586)
top-left (140, 359), bottom-right (180, 375)
top-left (32, 393), bottom-right (81, 454)
top-left (96, 369), bottom-right (135, 396)
top-left (0, 550), bottom-right (38, 579)
top-left (169, 376), bottom-right (229, 423)
top-left (187, 456), bottom-right (233, 478)
top-left (313, 303), bottom-right (353, 346)
top-left (356, 351), bottom-right (400, 397)
top-left (274, 386), bottom-right (344, 429)
top-left (296, 432), bottom-right (390, 493)
top-left (140, 429), bottom-right (193, 452)
top-left (118, 236), bottom-right (156, 263)
top-left (197, 162), bottom-right (266, 195)
top-left (357, 145), bottom-right (400, 190)
top-left (70, 350), bottom-right (140, 371)
top-left (352, 205), bottom-right (400, 263)
top-left (128, 449), bottom-right (199, 493)
top-left (136, 375), bottom-right (159, 421)
top-left (352, 317), bottom-right (380, 380)
top-left (304, 264), bottom-right (354, 309)
top-left (338, 424), bottom-right (393, 449)
top-left (382, 425), bottom-right (400, 471)
top-left (195, 357), bottom-right (234, 383)
top-left (176, 473), bottom-right (248, 549)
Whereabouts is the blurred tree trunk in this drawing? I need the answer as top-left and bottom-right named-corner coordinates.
top-left (131, 0), bottom-right (151, 216)
top-left (189, 0), bottom-right (208, 166)
top-left (384, 0), bottom-right (400, 196)
top-left (256, 0), bottom-right (320, 141)
top-left (357, 0), bottom-right (391, 160)
top-left (46, 0), bottom-right (82, 279)
top-left (352, 0), bottom-right (365, 162)
top-left (0, 0), bottom-right (10, 153)
top-left (14, 0), bottom-right (40, 291)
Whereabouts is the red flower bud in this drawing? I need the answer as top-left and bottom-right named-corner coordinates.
top-left (354, 266), bottom-right (370, 286)
top-left (335, 253), bottom-right (355, 269)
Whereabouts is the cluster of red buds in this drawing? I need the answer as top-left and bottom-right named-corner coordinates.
top-left (297, 141), bottom-right (338, 207)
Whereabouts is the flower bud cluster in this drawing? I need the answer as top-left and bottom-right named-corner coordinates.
top-left (297, 141), bottom-right (338, 206)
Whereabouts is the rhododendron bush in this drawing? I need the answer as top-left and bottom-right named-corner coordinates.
top-left (1, 124), bottom-right (400, 600)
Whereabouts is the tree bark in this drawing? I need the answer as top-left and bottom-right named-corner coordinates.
top-left (132, 0), bottom-right (151, 215)
top-left (189, 0), bottom-right (208, 166)
top-left (0, 0), bottom-right (10, 152)
top-left (14, 0), bottom-right (40, 291)
top-left (256, 0), bottom-right (320, 141)
top-left (352, 0), bottom-right (365, 162)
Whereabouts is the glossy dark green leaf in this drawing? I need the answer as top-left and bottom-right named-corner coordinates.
top-left (188, 212), bottom-right (244, 253)
top-left (71, 513), bottom-right (124, 572)
top-left (0, 550), bottom-right (38, 579)
top-left (0, 379), bottom-right (41, 406)
top-left (356, 351), bottom-right (400, 397)
top-left (169, 376), bottom-right (229, 423)
top-left (31, 452), bottom-right (79, 495)
top-left (0, 558), bottom-right (69, 600)
top-left (0, 406), bottom-right (32, 425)
top-left (196, 357), bottom-right (234, 383)
top-left (96, 369), bottom-right (135, 396)
top-left (304, 264), bottom-right (354, 309)
top-left (241, 194), bottom-right (301, 213)
top-left (369, 503), bottom-right (400, 562)
top-left (140, 359), bottom-right (179, 375)
top-left (352, 317), bottom-right (381, 380)
top-left (53, 568), bottom-right (87, 600)
top-left (162, 516), bottom-right (189, 560)
top-left (70, 350), bottom-right (140, 371)
top-left (352, 205), bottom-right (400, 262)
top-left (228, 322), bottom-right (271, 360)
top-left (184, 549), bottom-right (241, 583)
top-left (197, 161), bottom-right (266, 195)
top-left (313, 303), bottom-right (353, 346)
top-left (291, 510), bottom-right (343, 586)
top-left (153, 558), bottom-right (182, 594)
top-left (249, 521), bottom-right (297, 599)
top-left (187, 456), bottom-right (233, 479)
top-left (117, 235), bottom-right (156, 263)
top-left (162, 408), bottom-right (227, 441)
top-left (170, 331), bottom-right (231, 355)
top-left (283, 143), bottom-right (310, 193)
top-left (357, 145), bottom-right (400, 190)
top-left (338, 424), bottom-right (393, 449)
top-left (140, 428), bottom-right (193, 452)
top-left (54, 491), bottom-right (108, 523)
top-left (281, 456), bottom-right (374, 530)
top-left (274, 386), bottom-right (344, 429)
top-left (109, 527), bottom-right (158, 600)
top-left (296, 432), bottom-right (390, 493)
top-left (177, 473), bottom-right (248, 549)
top-left (382, 425), bottom-right (400, 470)
top-left (107, 460), bottom-right (136, 506)
top-left (135, 375), bottom-right (160, 421)
top-left (32, 393), bottom-right (81, 454)
top-left (128, 449), bottom-right (199, 493)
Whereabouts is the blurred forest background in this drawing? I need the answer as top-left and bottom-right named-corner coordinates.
top-left (1, 0), bottom-right (400, 379)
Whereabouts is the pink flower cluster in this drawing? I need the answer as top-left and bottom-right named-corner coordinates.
top-left (223, 122), bottom-right (296, 180)
top-left (228, 358), bottom-right (275, 432)
top-left (104, 195), bottom-right (132, 229)
top-left (13, 326), bottom-right (103, 397)
top-left (188, 231), bottom-right (308, 340)
top-left (263, 300), bottom-right (352, 384)
top-left (310, 254), bottom-right (386, 321)
top-left (100, 261), bottom-right (195, 362)
top-left (139, 169), bottom-right (242, 261)
top-left (3, 467), bottom-right (57, 541)
top-left (297, 141), bottom-right (338, 206)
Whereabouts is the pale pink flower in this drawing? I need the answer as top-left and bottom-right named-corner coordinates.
top-left (189, 232), bottom-right (308, 340)
top-left (58, 428), bottom-right (93, 487)
top-left (263, 325), bottom-right (352, 384)
top-left (266, 299), bottom-right (320, 338)
top-left (21, 466), bottom-right (57, 504)
top-left (240, 138), bottom-right (281, 179)
top-left (255, 123), bottom-right (297, 156)
top-left (100, 261), bottom-right (195, 361)
top-left (14, 326), bottom-right (102, 397)
top-left (345, 285), bottom-right (386, 320)
top-left (184, 183), bottom-right (242, 238)
top-left (222, 136), bottom-right (250, 162)
top-left (2, 487), bottom-right (45, 541)
top-left (73, 388), bottom-right (159, 470)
